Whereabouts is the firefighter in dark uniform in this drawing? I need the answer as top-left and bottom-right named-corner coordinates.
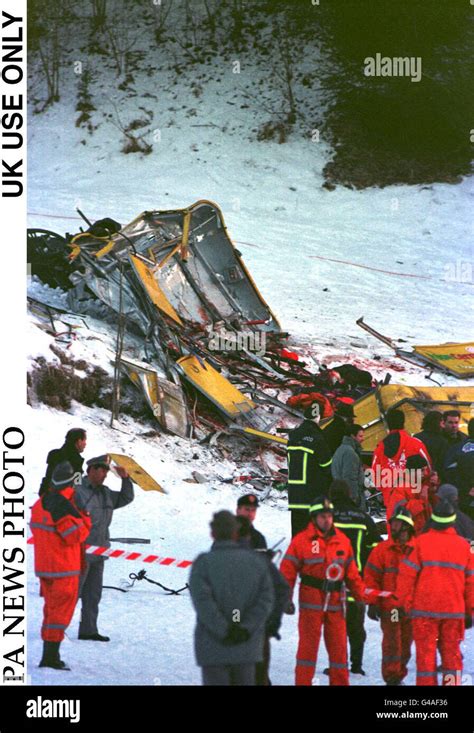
top-left (329, 479), bottom-right (381, 675)
top-left (287, 401), bottom-right (333, 537)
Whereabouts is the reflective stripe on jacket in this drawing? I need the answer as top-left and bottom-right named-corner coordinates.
top-left (280, 525), bottom-right (368, 609)
top-left (364, 537), bottom-right (416, 612)
top-left (30, 487), bottom-right (91, 579)
top-left (396, 527), bottom-right (474, 619)
top-left (386, 481), bottom-right (432, 535)
top-left (287, 420), bottom-right (332, 510)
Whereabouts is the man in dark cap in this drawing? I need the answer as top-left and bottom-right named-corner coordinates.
top-left (39, 428), bottom-right (87, 496)
top-left (30, 462), bottom-right (91, 670)
top-left (236, 493), bottom-right (267, 550)
top-left (75, 454), bottom-right (134, 641)
top-left (330, 479), bottom-right (381, 676)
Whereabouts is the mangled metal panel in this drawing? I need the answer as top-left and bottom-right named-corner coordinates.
top-left (411, 342), bottom-right (474, 379)
top-left (82, 200), bottom-right (281, 331)
top-left (120, 357), bottom-right (189, 438)
top-left (357, 318), bottom-right (474, 380)
top-left (37, 201), bottom-right (307, 441)
top-left (176, 354), bottom-right (255, 418)
top-left (129, 254), bottom-right (183, 326)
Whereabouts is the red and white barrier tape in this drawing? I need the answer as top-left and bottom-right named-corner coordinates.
top-left (27, 536), bottom-right (192, 569)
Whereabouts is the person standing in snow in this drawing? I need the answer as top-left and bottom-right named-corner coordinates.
top-left (75, 454), bottom-right (134, 642)
top-left (39, 427), bottom-right (87, 496)
top-left (286, 402), bottom-right (333, 537)
top-left (189, 511), bottom-right (274, 686)
top-left (364, 506), bottom-right (416, 686)
top-left (30, 462), bottom-right (91, 670)
top-left (236, 515), bottom-right (289, 686)
top-left (396, 499), bottom-right (474, 686)
top-left (371, 409), bottom-right (431, 509)
top-left (236, 493), bottom-right (267, 549)
top-left (329, 479), bottom-right (381, 676)
top-left (331, 424), bottom-right (367, 509)
top-left (280, 496), bottom-right (391, 686)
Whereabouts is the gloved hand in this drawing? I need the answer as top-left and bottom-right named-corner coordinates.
top-left (223, 623), bottom-right (250, 645)
top-left (284, 600), bottom-right (296, 615)
top-left (266, 623), bottom-right (281, 640)
top-left (365, 589), bottom-right (396, 604)
top-left (465, 614), bottom-right (473, 630)
top-left (367, 606), bottom-right (380, 622)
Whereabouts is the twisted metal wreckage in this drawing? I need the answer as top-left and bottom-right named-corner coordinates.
top-left (28, 200), bottom-right (474, 476)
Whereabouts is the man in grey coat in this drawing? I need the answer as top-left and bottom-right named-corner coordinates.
top-left (75, 454), bottom-right (134, 641)
top-left (189, 510), bottom-right (274, 686)
top-left (331, 424), bottom-right (367, 509)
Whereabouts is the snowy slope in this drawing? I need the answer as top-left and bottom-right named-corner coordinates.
top-left (25, 315), bottom-right (473, 686)
top-left (27, 26), bottom-right (473, 373)
top-left (26, 10), bottom-right (473, 686)
top-left (24, 401), bottom-right (474, 687)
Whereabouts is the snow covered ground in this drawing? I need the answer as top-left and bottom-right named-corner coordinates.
top-left (27, 29), bottom-right (473, 368)
top-left (25, 15), bottom-right (473, 686)
top-left (25, 306), bottom-right (474, 687)
top-left (24, 401), bottom-right (474, 687)
top-left (21, 403), bottom-right (415, 687)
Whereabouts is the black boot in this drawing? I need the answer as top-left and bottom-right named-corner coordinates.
top-left (78, 632), bottom-right (110, 642)
top-left (39, 641), bottom-right (70, 671)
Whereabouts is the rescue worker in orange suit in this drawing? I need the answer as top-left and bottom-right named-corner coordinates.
top-left (386, 455), bottom-right (437, 536)
top-left (364, 506), bottom-right (416, 686)
top-left (372, 409), bottom-right (431, 510)
top-left (395, 499), bottom-right (474, 686)
top-left (280, 496), bottom-right (392, 686)
top-left (30, 462), bottom-right (91, 670)
top-left (286, 401), bottom-right (333, 537)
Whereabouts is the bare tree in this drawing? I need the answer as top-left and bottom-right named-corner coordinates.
top-left (202, 0), bottom-right (220, 38)
top-left (104, 24), bottom-right (138, 77)
top-left (153, 0), bottom-right (174, 43)
top-left (272, 21), bottom-right (300, 124)
top-left (108, 99), bottom-right (152, 155)
top-left (34, 0), bottom-right (75, 107)
top-left (230, 0), bottom-right (245, 44)
top-left (38, 26), bottom-right (60, 105)
top-left (182, 0), bottom-right (200, 46)
top-left (91, 0), bottom-right (107, 31)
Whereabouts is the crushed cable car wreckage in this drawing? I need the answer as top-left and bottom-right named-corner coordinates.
top-left (29, 201), bottom-right (320, 446)
top-left (27, 200), bottom-right (474, 463)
